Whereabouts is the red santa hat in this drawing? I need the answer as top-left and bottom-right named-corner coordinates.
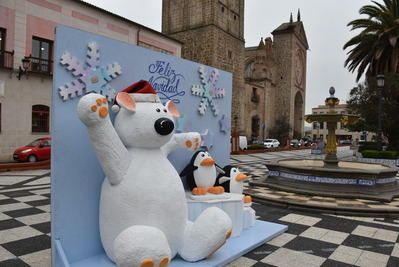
top-left (112, 80), bottom-right (159, 112)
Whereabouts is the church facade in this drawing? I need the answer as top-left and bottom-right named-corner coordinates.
top-left (244, 16), bottom-right (308, 142)
top-left (162, 1), bottom-right (308, 144)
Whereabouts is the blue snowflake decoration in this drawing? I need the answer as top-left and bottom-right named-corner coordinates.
top-left (200, 129), bottom-right (214, 150)
top-left (58, 42), bottom-right (122, 102)
top-left (219, 114), bottom-right (230, 134)
top-left (191, 66), bottom-right (225, 116)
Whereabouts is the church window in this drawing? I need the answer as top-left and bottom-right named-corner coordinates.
top-left (228, 50), bottom-right (232, 59)
top-left (251, 88), bottom-right (259, 103)
top-left (234, 15), bottom-right (236, 20)
top-left (221, 6), bottom-right (225, 13)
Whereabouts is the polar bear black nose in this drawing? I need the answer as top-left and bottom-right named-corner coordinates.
top-left (154, 118), bottom-right (174, 135)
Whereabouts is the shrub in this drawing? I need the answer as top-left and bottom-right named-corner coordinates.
top-left (247, 144), bottom-right (264, 150)
top-left (361, 150), bottom-right (399, 159)
top-left (358, 142), bottom-right (378, 152)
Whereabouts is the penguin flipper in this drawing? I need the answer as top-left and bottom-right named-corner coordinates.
top-left (218, 176), bottom-right (230, 184)
top-left (215, 164), bottom-right (225, 175)
top-left (180, 165), bottom-right (198, 177)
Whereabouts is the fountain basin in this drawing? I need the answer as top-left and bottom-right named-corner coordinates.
top-left (257, 159), bottom-right (399, 201)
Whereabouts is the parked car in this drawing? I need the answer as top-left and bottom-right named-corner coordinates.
top-left (264, 139), bottom-right (280, 149)
top-left (300, 137), bottom-right (313, 147)
top-left (290, 139), bottom-right (301, 148)
top-left (339, 139), bottom-right (352, 145)
top-left (13, 137), bottom-right (51, 162)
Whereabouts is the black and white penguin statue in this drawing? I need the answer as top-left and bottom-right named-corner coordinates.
top-left (180, 148), bottom-right (225, 195)
top-left (216, 165), bottom-right (252, 204)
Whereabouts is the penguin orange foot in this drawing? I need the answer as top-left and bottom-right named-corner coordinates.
top-left (243, 195), bottom-right (252, 203)
top-left (140, 258), bottom-right (154, 267)
top-left (160, 256), bottom-right (169, 267)
top-left (192, 187), bottom-right (207, 195)
top-left (208, 186), bottom-right (224, 194)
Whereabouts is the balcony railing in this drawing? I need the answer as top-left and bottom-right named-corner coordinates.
top-left (27, 56), bottom-right (53, 75)
top-left (0, 50), bottom-right (14, 69)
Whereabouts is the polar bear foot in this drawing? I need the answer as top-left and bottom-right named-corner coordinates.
top-left (113, 225), bottom-right (171, 267)
top-left (178, 207), bottom-right (232, 262)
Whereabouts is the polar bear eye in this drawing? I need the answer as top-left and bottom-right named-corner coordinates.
top-left (156, 108), bottom-right (161, 112)
top-left (163, 109), bottom-right (167, 113)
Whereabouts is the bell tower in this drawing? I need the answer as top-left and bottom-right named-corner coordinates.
top-left (272, 10), bottom-right (308, 138)
top-left (162, 0), bottom-right (245, 132)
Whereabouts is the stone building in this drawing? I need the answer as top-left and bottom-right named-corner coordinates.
top-left (162, 2), bottom-right (308, 143)
top-left (243, 14), bottom-right (308, 142)
top-left (162, 0), bottom-right (245, 131)
top-left (0, 0), bottom-right (182, 160)
top-left (310, 103), bottom-right (375, 142)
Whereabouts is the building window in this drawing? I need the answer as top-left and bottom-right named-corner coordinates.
top-left (32, 105), bottom-right (49, 133)
top-left (221, 6), bottom-right (225, 13)
top-left (31, 37), bottom-right (53, 74)
top-left (313, 122), bottom-right (318, 130)
top-left (320, 122), bottom-right (324, 129)
top-left (228, 50), bottom-right (232, 59)
top-left (0, 28), bottom-right (13, 69)
top-left (0, 28), bottom-right (5, 51)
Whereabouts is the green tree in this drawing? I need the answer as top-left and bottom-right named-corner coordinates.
top-left (344, 0), bottom-right (399, 81)
top-left (269, 115), bottom-right (291, 145)
top-left (347, 73), bottom-right (399, 148)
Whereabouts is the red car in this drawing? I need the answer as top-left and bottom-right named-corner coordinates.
top-left (13, 137), bottom-right (51, 162)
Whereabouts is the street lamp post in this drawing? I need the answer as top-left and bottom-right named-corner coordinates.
top-left (376, 74), bottom-right (384, 150)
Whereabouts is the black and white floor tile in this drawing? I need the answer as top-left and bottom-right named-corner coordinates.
top-left (0, 170), bottom-right (51, 267)
top-left (227, 203), bottom-right (399, 267)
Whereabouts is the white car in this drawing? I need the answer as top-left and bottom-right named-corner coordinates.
top-left (264, 139), bottom-right (280, 148)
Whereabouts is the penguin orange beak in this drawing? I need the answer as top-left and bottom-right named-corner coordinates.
top-left (200, 157), bottom-right (215, 166)
top-left (235, 173), bottom-right (248, 182)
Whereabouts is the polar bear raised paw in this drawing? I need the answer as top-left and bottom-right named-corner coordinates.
top-left (175, 132), bottom-right (201, 151)
top-left (77, 93), bottom-right (110, 126)
top-left (113, 225), bottom-right (171, 267)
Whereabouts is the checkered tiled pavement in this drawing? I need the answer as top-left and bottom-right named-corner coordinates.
top-left (227, 203), bottom-right (399, 267)
top-left (0, 170), bottom-right (51, 266)
top-left (1, 147), bottom-right (399, 266)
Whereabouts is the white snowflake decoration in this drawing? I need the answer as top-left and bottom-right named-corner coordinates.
top-left (59, 42), bottom-right (122, 102)
top-left (191, 66), bottom-right (226, 116)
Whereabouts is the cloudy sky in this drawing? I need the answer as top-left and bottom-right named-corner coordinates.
top-left (86, 0), bottom-right (371, 114)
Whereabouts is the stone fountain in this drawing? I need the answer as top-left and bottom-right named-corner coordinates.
top-left (253, 87), bottom-right (399, 202)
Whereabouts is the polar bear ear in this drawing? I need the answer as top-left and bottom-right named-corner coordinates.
top-left (116, 92), bottom-right (136, 113)
top-left (166, 100), bottom-right (180, 117)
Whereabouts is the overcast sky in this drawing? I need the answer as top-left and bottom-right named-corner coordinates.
top-left (86, 0), bottom-right (371, 114)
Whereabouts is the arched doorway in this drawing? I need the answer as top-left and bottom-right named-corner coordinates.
top-left (293, 92), bottom-right (303, 138)
top-left (251, 115), bottom-right (260, 142)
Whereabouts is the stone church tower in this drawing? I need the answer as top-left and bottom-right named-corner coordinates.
top-left (272, 13), bottom-right (308, 139)
top-left (162, 0), bottom-right (245, 132)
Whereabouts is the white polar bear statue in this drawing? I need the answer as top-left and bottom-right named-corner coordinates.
top-left (77, 80), bottom-right (232, 267)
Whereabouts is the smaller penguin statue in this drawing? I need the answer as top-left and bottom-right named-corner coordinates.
top-left (180, 147), bottom-right (226, 196)
top-left (216, 165), bottom-right (252, 205)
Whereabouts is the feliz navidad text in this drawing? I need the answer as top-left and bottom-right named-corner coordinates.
top-left (148, 61), bottom-right (185, 103)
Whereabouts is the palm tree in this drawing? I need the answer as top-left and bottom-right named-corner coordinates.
top-left (344, 0), bottom-right (399, 81)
